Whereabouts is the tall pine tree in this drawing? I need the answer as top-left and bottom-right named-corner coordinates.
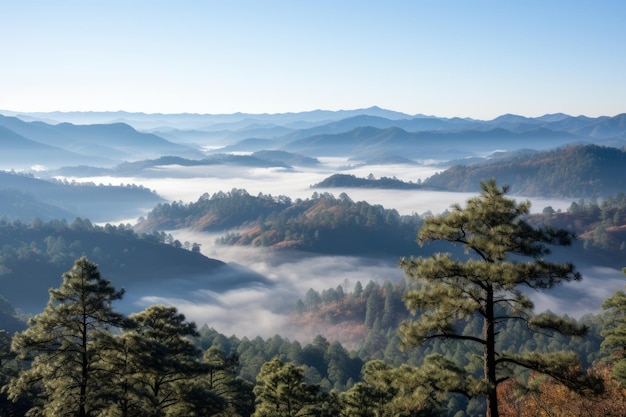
top-left (6, 257), bottom-right (127, 417)
top-left (399, 180), bottom-right (592, 417)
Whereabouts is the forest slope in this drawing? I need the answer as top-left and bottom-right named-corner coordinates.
top-left (136, 190), bottom-right (425, 256)
top-left (137, 187), bottom-right (626, 269)
top-left (312, 173), bottom-right (423, 190)
top-left (0, 218), bottom-right (270, 314)
top-left (0, 171), bottom-right (165, 222)
top-left (422, 145), bottom-right (626, 198)
top-left (0, 114), bottom-right (204, 165)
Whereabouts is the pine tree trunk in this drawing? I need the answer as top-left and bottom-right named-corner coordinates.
top-left (80, 343), bottom-right (88, 416)
top-left (484, 286), bottom-right (499, 417)
top-left (80, 282), bottom-right (88, 417)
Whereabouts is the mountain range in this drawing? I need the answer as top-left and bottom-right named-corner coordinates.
top-left (0, 114), bottom-right (204, 169)
top-left (2, 109), bottom-right (626, 172)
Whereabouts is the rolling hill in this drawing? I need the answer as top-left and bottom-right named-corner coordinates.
top-left (0, 219), bottom-right (271, 315)
top-left (281, 126), bottom-right (585, 159)
top-left (422, 145), bottom-right (626, 198)
top-left (0, 115), bottom-right (204, 168)
top-left (0, 170), bottom-right (165, 222)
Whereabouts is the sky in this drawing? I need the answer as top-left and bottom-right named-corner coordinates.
top-left (2, 1), bottom-right (625, 119)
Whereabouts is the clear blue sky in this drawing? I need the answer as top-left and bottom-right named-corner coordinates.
top-left (2, 1), bottom-right (625, 119)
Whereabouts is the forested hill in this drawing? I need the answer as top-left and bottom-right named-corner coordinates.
top-left (136, 190), bottom-right (425, 256)
top-left (312, 173), bottom-right (423, 189)
top-left (0, 170), bottom-right (165, 222)
top-left (0, 218), bottom-right (270, 314)
top-left (136, 187), bottom-right (626, 268)
top-left (422, 145), bottom-right (626, 198)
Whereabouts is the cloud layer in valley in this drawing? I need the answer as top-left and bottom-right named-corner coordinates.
top-left (70, 160), bottom-right (576, 225)
top-left (60, 160), bottom-right (595, 340)
top-left (132, 231), bottom-right (405, 339)
top-left (124, 228), bottom-right (624, 341)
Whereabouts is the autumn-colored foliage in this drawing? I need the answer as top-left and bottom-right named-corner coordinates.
top-left (498, 367), bottom-right (626, 417)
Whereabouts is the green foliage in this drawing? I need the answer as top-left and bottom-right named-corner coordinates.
top-left (340, 358), bottom-right (457, 416)
top-left (312, 173), bottom-right (423, 189)
top-left (531, 192), bottom-right (626, 267)
top-left (252, 357), bottom-right (320, 417)
top-left (5, 257), bottom-right (127, 417)
top-left (198, 346), bottom-right (255, 416)
top-left (399, 180), bottom-right (590, 417)
top-left (138, 189), bottom-right (289, 232)
top-left (0, 249), bottom-right (619, 416)
top-left (601, 268), bottom-right (626, 386)
top-left (2, 258), bottom-right (244, 417)
top-left (0, 218), bottom-right (218, 313)
top-left (139, 189), bottom-right (422, 256)
top-left (120, 305), bottom-right (203, 416)
top-left (0, 329), bottom-right (31, 416)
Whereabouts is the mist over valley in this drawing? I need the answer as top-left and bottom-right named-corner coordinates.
top-left (1, 108), bottom-right (625, 341)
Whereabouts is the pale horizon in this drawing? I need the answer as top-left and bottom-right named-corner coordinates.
top-left (3, 106), bottom-right (623, 122)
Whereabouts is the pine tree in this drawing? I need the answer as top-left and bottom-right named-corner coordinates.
top-left (196, 346), bottom-right (254, 415)
top-left (399, 180), bottom-right (592, 417)
top-left (96, 332), bottom-right (145, 417)
top-left (353, 281), bottom-right (363, 299)
top-left (252, 357), bottom-right (320, 417)
top-left (121, 305), bottom-right (203, 416)
top-left (601, 267), bottom-right (626, 385)
top-left (340, 358), bottom-right (450, 416)
top-left (6, 257), bottom-right (127, 417)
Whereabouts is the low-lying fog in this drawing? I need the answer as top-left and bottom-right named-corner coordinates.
top-left (68, 159), bottom-right (575, 220)
top-left (137, 229), bottom-right (624, 340)
top-left (59, 159), bottom-right (620, 339)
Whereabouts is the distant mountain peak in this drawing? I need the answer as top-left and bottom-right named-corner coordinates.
top-left (490, 113), bottom-right (531, 123)
top-left (536, 113), bottom-right (571, 122)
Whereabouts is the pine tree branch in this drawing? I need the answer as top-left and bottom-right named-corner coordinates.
top-left (424, 333), bottom-right (486, 345)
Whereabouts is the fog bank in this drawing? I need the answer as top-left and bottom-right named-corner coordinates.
top-left (129, 229), bottom-right (623, 340)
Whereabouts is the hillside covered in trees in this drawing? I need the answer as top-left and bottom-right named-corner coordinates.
top-left (311, 145), bottom-right (626, 199)
top-left (137, 190), bottom-right (424, 256)
top-left (136, 187), bottom-right (626, 270)
top-left (0, 218), bottom-right (269, 315)
top-left (3, 271), bottom-right (623, 416)
top-left (4, 105), bottom-right (626, 416)
top-left (0, 170), bottom-right (164, 222)
top-left (312, 173), bottom-right (423, 190)
top-left (422, 145), bottom-right (626, 198)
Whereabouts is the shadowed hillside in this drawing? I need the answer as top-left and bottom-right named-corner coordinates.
top-left (422, 145), bottom-right (626, 198)
top-left (0, 218), bottom-right (271, 314)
